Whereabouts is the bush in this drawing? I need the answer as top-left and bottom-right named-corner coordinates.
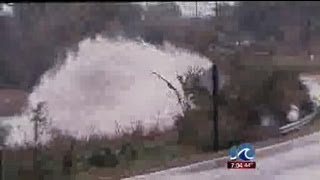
top-left (117, 143), bottom-right (137, 162)
top-left (175, 56), bottom-right (310, 150)
top-left (87, 147), bottom-right (119, 168)
top-left (174, 66), bottom-right (214, 150)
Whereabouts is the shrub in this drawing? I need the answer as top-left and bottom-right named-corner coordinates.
top-left (117, 143), bottom-right (137, 162)
top-left (175, 66), bottom-right (214, 150)
top-left (87, 147), bottom-right (119, 168)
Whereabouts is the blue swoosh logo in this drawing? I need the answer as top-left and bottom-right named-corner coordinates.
top-left (238, 148), bottom-right (254, 161)
top-left (229, 143), bottom-right (255, 161)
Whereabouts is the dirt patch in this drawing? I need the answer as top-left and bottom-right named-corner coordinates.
top-left (0, 89), bottom-right (28, 116)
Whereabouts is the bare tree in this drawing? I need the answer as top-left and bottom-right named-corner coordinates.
top-left (151, 71), bottom-right (183, 106)
top-left (30, 101), bottom-right (48, 180)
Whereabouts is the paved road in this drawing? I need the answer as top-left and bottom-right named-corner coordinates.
top-left (127, 131), bottom-right (320, 180)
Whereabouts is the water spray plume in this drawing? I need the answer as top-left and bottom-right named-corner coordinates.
top-left (3, 36), bottom-right (212, 146)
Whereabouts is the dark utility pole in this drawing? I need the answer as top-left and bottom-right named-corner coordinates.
top-left (215, 1), bottom-right (219, 17)
top-left (306, 19), bottom-right (311, 58)
top-left (196, 1), bottom-right (198, 17)
top-left (212, 64), bottom-right (219, 151)
top-left (0, 146), bottom-right (3, 180)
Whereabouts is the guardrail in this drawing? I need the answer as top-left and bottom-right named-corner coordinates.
top-left (279, 108), bottom-right (319, 134)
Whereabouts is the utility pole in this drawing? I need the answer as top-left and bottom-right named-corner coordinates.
top-left (195, 1), bottom-right (198, 17)
top-left (0, 145), bottom-right (3, 180)
top-left (214, 1), bottom-right (220, 33)
top-left (306, 18), bottom-right (311, 59)
top-left (215, 1), bottom-right (219, 17)
top-left (212, 64), bottom-right (219, 151)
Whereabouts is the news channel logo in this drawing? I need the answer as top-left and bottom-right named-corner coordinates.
top-left (229, 143), bottom-right (255, 161)
top-left (227, 143), bottom-right (256, 169)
